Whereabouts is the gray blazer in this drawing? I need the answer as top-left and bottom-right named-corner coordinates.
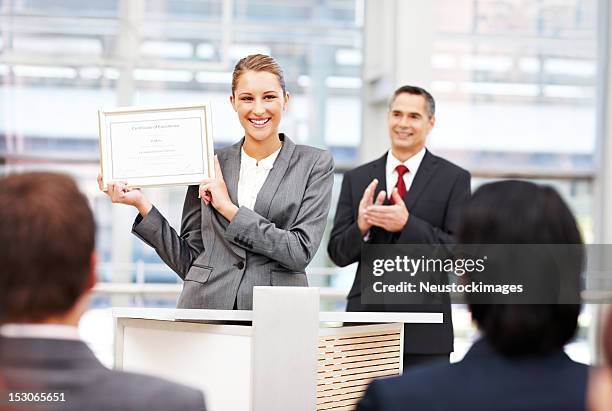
top-left (0, 337), bottom-right (206, 411)
top-left (133, 134), bottom-right (334, 309)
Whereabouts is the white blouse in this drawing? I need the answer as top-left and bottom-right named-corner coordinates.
top-left (237, 146), bottom-right (281, 210)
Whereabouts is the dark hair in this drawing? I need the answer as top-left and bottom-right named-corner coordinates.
top-left (390, 85), bottom-right (435, 117)
top-left (0, 172), bottom-right (95, 323)
top-left (458, 180), bottom-right (583, 356)
top-left (231, 54), bottom-right (286, 95)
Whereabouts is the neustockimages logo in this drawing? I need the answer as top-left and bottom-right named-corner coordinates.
top-left (368, 255), bottom-right (524, 297)
top-left (372, 255), bottom-right (487, 277)
top-left (361, 244), bottom-right (582, 304)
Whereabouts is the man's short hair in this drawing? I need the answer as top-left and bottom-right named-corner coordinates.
top-left (0, 172), bottom-right (95, 323)
top-left (390, 85), bottom-right (436, 118)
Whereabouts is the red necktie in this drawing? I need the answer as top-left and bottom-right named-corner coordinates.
top-left (390, 164), bottom-right (409, 205)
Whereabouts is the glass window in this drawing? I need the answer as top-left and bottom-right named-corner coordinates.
top-left (0, 0), bottom-right (364, 294)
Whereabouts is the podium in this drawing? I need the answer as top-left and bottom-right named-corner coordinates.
top-left (113, 287), bottom-right (442, 411)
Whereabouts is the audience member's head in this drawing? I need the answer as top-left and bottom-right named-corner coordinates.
top-left (457, 180), bottom-right (583, 356)
top-left (0, 172), bottom-right (96, 325)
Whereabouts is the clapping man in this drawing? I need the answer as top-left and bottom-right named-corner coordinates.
top-left (328, 86), bottom-right (471, 367)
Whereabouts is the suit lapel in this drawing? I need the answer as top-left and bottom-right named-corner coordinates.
top-left (212, 135), bottom-right (295, 257)
top-left (405, 150), bottom-right (438, 210)
top-left (369, 152), bottom-right (393, 242)
top-left (369, 152), bottom-right (388, 204)
top-left (214, 140), bottom-right (246, 258)
top-left (220, 139), bottom-right (242, 206)
top-left (253, 134), bottom-right (296, 218)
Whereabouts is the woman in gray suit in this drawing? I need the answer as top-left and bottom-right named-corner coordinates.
top-left (100, 54), bottom-right (334, 310)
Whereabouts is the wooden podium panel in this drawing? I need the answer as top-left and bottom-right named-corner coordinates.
top-left (317, 324), bottom-right (402, 411)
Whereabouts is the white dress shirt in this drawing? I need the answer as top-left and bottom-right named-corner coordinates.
top-left (363, 147), bottom-right (427, 240)
top-left (0, 323), bottom-right (80, 340)
top-left (237, 146), bottom-right (281, 210)
top-left (385, 147), bottom-right (426, 199)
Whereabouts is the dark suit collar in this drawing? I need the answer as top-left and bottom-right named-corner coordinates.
top-left (404, 149), bottom-right (438, 210)
top-left (369, 152), bottom-right (388, 202)
top-left (0, 337), bottom-right (102, 368)
top-left (366, 153), bottom-right (392, 242)
top-left (464, 337), bottom-right (571, 363)
top-left (462, 338), bottom-right (502, 360)
top-left (376, 149), bottom-right (438, 208)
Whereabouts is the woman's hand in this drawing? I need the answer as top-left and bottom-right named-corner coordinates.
top-left (199, 156), bottom-right (238, 221)
top-left (97, 174), bottom-right (153, 217)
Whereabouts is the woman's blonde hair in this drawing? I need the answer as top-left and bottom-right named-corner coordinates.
top-left (231, 54), bottom-right (286, 95)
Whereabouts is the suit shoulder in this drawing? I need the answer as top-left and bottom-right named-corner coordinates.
top-left (564, 357), bottom-right (589, 376)
top-left (104, 370), bottom-right (206, 410)
top-left (109, 370), bottom-right (201, 395)
top-left (214, 143), bottom-right (236, 156)
top-left (293, 144), bottom-right (331, 158)
top-left (364, 363), bottom-right (450, 407)
top-left (343, 157), bottom-right (382, 180)
top-left (293, 145), bottom-right (334, 167)
top-left (430, 152), bottom-right (470, 178)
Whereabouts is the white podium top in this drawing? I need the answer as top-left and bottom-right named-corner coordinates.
top-left (112, 307), bottom-right (443, 324)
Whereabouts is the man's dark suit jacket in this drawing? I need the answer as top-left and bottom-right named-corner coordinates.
top-left (356, 338), bottom-right (589, 411)
top-left (0, 337), bottom-right (206, 411)
top-left (327, 150), bottom-right (471, 354)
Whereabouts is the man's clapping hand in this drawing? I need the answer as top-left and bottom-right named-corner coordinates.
top-left (357, 179), bottom-right (386, 236)
top-left (363, 189), bottom-right (409, 233)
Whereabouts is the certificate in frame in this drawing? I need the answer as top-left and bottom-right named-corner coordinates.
top-left (98, 103), bottom-right (214, 190)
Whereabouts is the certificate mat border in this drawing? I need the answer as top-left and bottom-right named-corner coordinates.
top-left (98, 103), bottom-right (215, 189)
top-left (109, 116), bottom-right (205, 179)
